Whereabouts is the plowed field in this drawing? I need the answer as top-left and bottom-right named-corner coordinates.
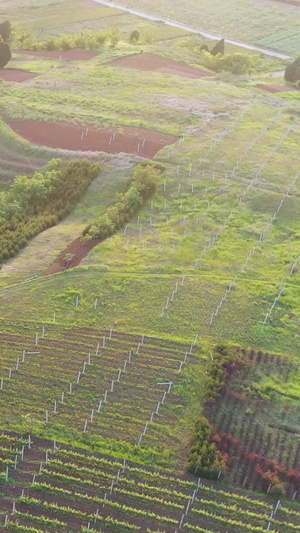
top-left (107, 52), bottom-right (214, 79)
top-left (7, 119), bottom-right (178, 157)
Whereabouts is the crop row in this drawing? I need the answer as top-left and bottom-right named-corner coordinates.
top-left (1, 433), bottom-right (299, 533)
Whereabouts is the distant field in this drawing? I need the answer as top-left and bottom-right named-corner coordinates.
top-left (113, 0), bottom-right (300, 53)
top-left (257, 29), bottom-right (300, 54)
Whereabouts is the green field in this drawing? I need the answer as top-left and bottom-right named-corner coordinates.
top-left (1, 0), bottom-right (300, 530)
top-left (112, 0), bottom-right (300, 54)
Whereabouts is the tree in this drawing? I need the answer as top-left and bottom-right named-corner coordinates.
top-left (0, 42), bottom-right (11, 69)
top-left (211, 38), bottom-right (225, 56)
top-left (200, 44), bottom-right (209, 52)
top-left (109, 27), bottom-right (120, 47)
top-left (0, 21), bottom-right (11, 42)
top-left (130, 30), bottom-right (140, 43)
top-left (285, 56), bottom-right (300, 83)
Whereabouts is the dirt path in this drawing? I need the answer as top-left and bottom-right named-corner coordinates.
top-left (44, 237), bottom-right (101, 275)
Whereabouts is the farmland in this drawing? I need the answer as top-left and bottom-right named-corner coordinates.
top-left (0, 432), bottom-right (299, 533)
top-left (1, 0), bottom-right (300, 530)
top-left (109, 0), bottom-right (300, 54)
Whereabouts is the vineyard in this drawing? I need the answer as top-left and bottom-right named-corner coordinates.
top-left (0, 324), bottom-right (200, 462)
top-left (1, 432), bottom-right (300, 532)
top-left (1, 0), bottom-right (300, 530)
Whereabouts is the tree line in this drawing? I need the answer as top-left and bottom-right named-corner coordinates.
top-left (82, 164), bottom-right (163, 241)
top-left (0, 159), bottom-right (100, 266)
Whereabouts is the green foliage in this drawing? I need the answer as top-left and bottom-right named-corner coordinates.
top-left (83, 164), bottom-right (162, 240)
top-left (0, 160), bottom-right (100, 266)
top-left (11, 26), bottom-right (112, 51)
top-left (205, 343), bottom-right (244, 399)
top-left (187, 416), bottom-right (225, 477)
top-left (285, 56), bottom-right (300, 83)
top-left (199, 50), bottom-right (262, 74)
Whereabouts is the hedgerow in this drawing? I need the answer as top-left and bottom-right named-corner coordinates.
top-left (0, 159), bottom-right (100, 266)
top-left (82, 163), bottom-right (163, 240)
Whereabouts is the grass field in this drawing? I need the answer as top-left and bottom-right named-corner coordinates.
top-left (111, 0), bottom-right (300, 53)
top-left (0, 0), bottom-right (300, 529)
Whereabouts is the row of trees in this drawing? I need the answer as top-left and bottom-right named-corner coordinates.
top-left (0, 159), bottom-right (100, 266)
top-left (82, 164), bottom-right (162, 241)
top-left (11, 26), bottom-right (121, 51)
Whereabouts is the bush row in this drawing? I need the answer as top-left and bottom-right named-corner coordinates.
top-left (0, 159), bottom-right (100, 266)
top-left (82, 164), bottom-right (163, 241)
top-left (205, 343), bottom-right (245, 400)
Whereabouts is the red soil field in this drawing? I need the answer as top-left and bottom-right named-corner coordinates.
top-left (257, 84), bottom-right (294, 93)
top-left (0, 70), bottom-right (38, 82)
top-left (7, 119), bottom-right (178, 157)
top-left (45, 237), bottom-right (101, 275)
top-left (13, 49), bottom-right (100, 60)
top-left (107, 52), bottom-right (214, 79)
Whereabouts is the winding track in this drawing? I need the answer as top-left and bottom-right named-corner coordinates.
top-left (94, 0), bottom-right (291, 60)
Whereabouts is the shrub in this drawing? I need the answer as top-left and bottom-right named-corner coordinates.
top-left (187, 417), bottom-right (226, 477)
top-left (82, 164), bottom-right (162, 241)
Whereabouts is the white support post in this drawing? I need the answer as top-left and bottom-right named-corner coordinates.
top-left (83, 420), bottom-right (88, 433)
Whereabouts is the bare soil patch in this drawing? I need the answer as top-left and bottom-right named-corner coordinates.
top-left (44, 237), bottom-right (101, 275)
top-left (13, 49), bottom-right (100, 60)
top-left (257, 84), bottom-right (295, 93)
top-left (7, 119), bottom-right (178, 157)
top-left (107, 52), bottom-right (214, 79)
top-left (0, 69), bottom-right (38, 82)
